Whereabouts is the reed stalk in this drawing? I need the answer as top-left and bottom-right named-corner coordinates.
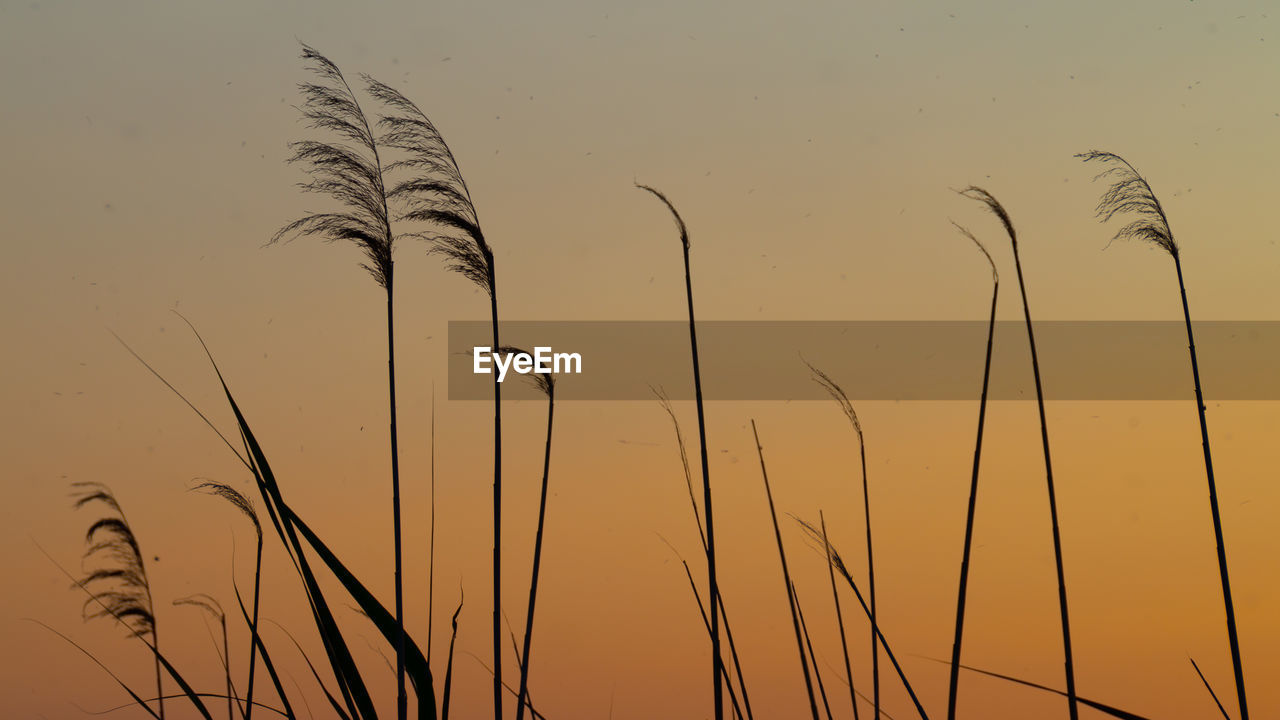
top-left (961, 186), bottom-right (1079, 720)
top-left (749, 420), bottom-right (821, 720)
top-left (805, 362), bottom-right (879, 718)
top-left (1079, 150), bottom-right (1248, 720)
top-left (367, 76), bottom-right (499, 720)
top-left (638, 185), bottom-right (724, 719)
top-left (945, 223), bottom-right (998, 720)
top-left (272, 45), bottom-right (408, 719)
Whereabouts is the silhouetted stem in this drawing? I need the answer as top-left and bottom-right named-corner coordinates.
top-left (387, 290), bottom-right (409, 720)
top-left (751, 421), bottom-right (821, 720)
top-left (490, 282), bottom-right (503, 720)
top-left (1009, 221), bottom-right (1078, 720)
top-left (1175, 254), bottom-right (1248, 720)
top-left (947, 272), bottom-right (998, 720)
top-left (821, 513), bottom-right (858, 720)
top-left (683, 235), bottom-right (723, 720)
top-left (515, 385), bottom-right (555, 720)
top-left (793, 583), bottom-right (834, 720)
top-left (245, 538), bottom-right (262, 720)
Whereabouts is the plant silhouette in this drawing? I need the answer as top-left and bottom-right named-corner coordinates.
top-left (1079, 150), bottom-right (1250, 720)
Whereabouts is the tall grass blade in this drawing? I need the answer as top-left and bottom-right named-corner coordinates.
top-left (639, 184), bottom-right (724, 720)
top-left (273, 622), bottom-right (353, 720)
top-left (961, 186), bottom-right (1079, 720)
top-left (1190, 657), bottom-right (1232, 720)
top-left (441, 592), bottom-right (463, 720)
top-left (932, 658), bottom-right (1152, 720)
top-left (945, 222), bottom-right (998, 720)
top-left (749, 420), bottom-right (821, 720)
top-left (1079, 150), bottom-right (1249, 720)
top-left (30, 619), bottom-right (159, 719)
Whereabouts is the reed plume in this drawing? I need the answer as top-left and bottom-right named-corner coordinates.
top-left (194, 480), bottom-right (264, 720)
top-left (1079, 150), bottom-right (1249, 720)
top-left (364, 73), bottom-right (499, 720)
top-left (272, 43), bottom-right (410, 720)
top-left (960, 185), bottom-right (1079, 720)
top-left (945, 222), bottom-right (998, 720)
top-left (638, 184), bottom-right (724, 720)
top-left (73, 481), bottom-right (164, 719)
top-left (804, 361), bottom-right (879, 718)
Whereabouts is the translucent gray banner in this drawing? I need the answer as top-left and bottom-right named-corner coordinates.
top-left (447, 321), bottom-right (1279, 401)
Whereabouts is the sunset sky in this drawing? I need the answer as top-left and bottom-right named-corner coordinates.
top-left (3, 1), bottom-right (1278, 718)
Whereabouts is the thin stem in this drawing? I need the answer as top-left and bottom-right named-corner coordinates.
top-left (244, 539), bottom-right (263, 720)
top-left (793, 583), bottom-right (834, 720)
top-left (428, 388), bottom-right (436, 672)
top-left (1009, 226), bottom-right (1078, 720)
top-left (490, 284), bottom-right (503, 720)
top-left (515, 385), bottom-right (555, 720)
top-left (685, 241), bottom-right (723, 720)
top-left (751, 421), bottom-right (821, 720)
top-left (947, 274), bottom-right (998, 720)
top-left (155, 626), bottom-right (165, 720)
top-left (821, 512), bottom-right (858, 720)
top-left (857, 420), bottom-right (879, 720)
top-left (387, 289), bottom-right (408, 720)
top-left (1175, 253), bottom-right (1248, 720)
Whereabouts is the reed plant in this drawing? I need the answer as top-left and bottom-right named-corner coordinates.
top-left (72, 482), bottom-right (166, 719)
top-left (364, 74), bottom-right (500, 720)
top-left (805, 361), bottom-right (880, 718)
top-left (1079, 150), bottom-right (1249, 720)
top-left (495, 347), bottom-right (557, 720)
top-left (638, 184), bottom-right (724, 719)
top-left (172, 594), bottom-right (233, 719)
top-left (749, 420), bottom-right (820, 720)
top-left (193, 479), bottom-right (264, 720)
top-left (961, 186), bottom-right (1079, 719)
top-left (794, 518), bottom-right (929, 720)
top-left (656, 389), bottom-right (754, 719)
top-left (271, 44), bottom-right (410, 719)
top-left (945, 223), bottom-right (998, 720)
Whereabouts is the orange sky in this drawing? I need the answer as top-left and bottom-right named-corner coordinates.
top-left (3, 1), bottom-right (1279, 719)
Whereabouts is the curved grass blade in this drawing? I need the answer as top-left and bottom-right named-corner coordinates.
top-left (1190, 657), bottom-right (1232, 720)
top-left (30, 619), bottom-right (159, 719)
top-left (927, 657), bottom-right (1153, 720)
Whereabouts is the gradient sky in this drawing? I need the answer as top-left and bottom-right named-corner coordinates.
top-left (3, 1), bottom-right (1279, 718)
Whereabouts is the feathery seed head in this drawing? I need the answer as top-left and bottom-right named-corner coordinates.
top-left (1077, 150), bottom-right (1177, 257)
